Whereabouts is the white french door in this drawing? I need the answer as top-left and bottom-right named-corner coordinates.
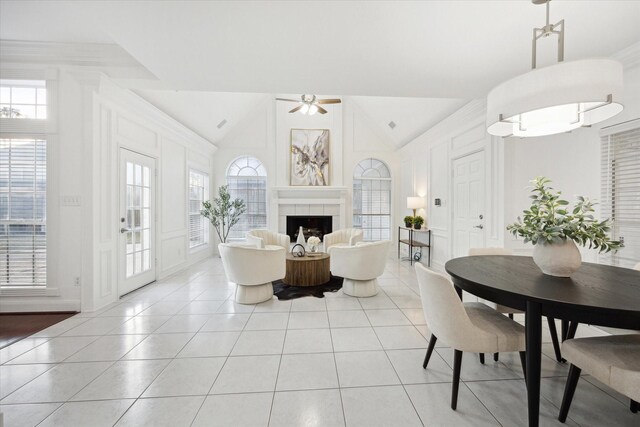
top-left (118, 149), bottom-right (156, 296)
top-left (452, 150), bottom-right (485, 258)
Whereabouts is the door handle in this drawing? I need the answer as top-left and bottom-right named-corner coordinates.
top-left (120, 227), bottom-right (131, 234)
top-left (473, 224), bottom-right (484, 229)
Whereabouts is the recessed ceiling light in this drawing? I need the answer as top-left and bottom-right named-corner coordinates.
top-left (388, 121), bottom-right (396, 129)
top-left (217, 119), bottom-right (227, 129)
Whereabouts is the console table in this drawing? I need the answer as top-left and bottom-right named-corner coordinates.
top-left (397, 226), bottom-right (431, 266)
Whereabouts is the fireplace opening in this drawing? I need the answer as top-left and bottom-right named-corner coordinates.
top-left (286, 216), bottom-right (333, 242)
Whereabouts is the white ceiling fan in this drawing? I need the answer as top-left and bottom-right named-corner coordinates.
top-left (276, 94), bottom-right (341, 115)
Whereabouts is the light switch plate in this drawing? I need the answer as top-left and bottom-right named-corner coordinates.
top-left (60, 195), bottom-right (82, 206)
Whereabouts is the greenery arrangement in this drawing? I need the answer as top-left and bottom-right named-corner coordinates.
top-left (404, 216), bottom-right (414, 227)
top-left (413, 216), bottom-right (425, 230)
top-left (200, 185), bottom-right (246, 243)
top-left (506, 177), bottom-right (623, 253)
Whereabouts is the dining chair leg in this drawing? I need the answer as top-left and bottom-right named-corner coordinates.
top-left (561, 319), bottom-right (569, 341)
top-left (558, 364), bottom-right (582, 423)
top-left (547, 317), bottom-right (562, 362)
top-left (423, 334), bottom-right (437, 369)
top-left (479, 353), bottom-right (485, 364)
top-left (493, 352), bottom-right (499, 361)
top-left (451, 350), bottom-right (463, 410)
top-left (631, 399), bottom-right (638, 413)
top-left (566, 322), bottom-right (578, 340)
top-left (561, 322), bottom-right (579, 363)
top-left (508, 313), bottom-right (514, 319)
top-left (519, 351), bottom-right (527, 383)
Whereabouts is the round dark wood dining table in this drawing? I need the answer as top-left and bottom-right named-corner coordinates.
top-left (445, 255), bottom-right (640, 427)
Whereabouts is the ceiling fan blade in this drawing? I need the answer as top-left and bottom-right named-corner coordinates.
top-left (289, 105), bottom-right (304, 113)
top-left (316, 99), bottom-right (342, 104)
top-left (316, 105), bottom-right (328, 114)
top-left (276, 98), bottom-right (301, 103)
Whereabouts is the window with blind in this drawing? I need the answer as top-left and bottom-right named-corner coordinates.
top-left (353, 158), bottom-right (391, 241)
top-left (226, 156), bottom-right (267, 240)
top-left (600, 126), bottom-right (640, 268)
top-left (188, 169), bottom-right (209, 249)
top-left (0, 138), bottom-right (47, 289)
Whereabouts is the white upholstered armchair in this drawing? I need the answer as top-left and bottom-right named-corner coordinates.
top-left (218, 243), bottom-right (285, 304)
top-left (323, 228), bottom-right (363, 254)
top-left (330, 240), bottom-right (389, 297)
top-left (246, 229), bottom-right (290, 250)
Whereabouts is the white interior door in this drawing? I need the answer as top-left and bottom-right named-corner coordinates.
top-left (452, 150), bottom-right (485, 258)
top-left (119, 149), bottom-right (156, 296)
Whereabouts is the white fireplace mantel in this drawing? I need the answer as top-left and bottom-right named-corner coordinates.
top-left (271, 186), bottom-right (348, 234)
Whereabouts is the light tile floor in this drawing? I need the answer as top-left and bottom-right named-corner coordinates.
top-left (1, 255), bottom-right (637, 426)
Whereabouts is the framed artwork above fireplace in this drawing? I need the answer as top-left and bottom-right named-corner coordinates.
top-left (290, 128), bottom-right (330, 186)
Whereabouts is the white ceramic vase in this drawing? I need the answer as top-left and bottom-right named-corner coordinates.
top-left (296, 226), bottom-right (306, 245)
top-left (532, 239), bottom-right (582, 277)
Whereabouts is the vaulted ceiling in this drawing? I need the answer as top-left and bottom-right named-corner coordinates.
top-left (2, 0), bottom-right (639, 147)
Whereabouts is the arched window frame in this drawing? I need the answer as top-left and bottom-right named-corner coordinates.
top-left (225, 156), bottom-right (268, 240)
top-left (353, 158), bottom-right (392, 241)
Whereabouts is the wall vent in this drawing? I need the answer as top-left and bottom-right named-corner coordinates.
top-left (388, 121), bottom-right (396, 129)
top-left (217, 119), bottom-right (227, 129)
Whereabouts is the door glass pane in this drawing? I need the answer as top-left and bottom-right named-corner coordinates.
top-left (124, 157), bottom-right (152, 278)
top-left (134, 252), bottom-right (142, 274)
top-left (127, 163), bottom-right (133, 184)
top-left (126, 254), bottom-right (133, 277)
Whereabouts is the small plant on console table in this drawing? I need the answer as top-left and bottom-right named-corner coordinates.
top-left (201, 185), bottom-right (246, 244)
top-left (413, 216), bottom-right (424, 230)
top-left (404, 216), bottom-right (414, 228)
top-left (506, 176), bottom-right (623, 277)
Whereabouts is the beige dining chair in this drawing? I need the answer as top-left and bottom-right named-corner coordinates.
top-left (469, 247), bottom-right (563, 363)
top-left (415, 262), bottom-right (526, 410)
top-left (559, 334), bottom-right (640, 421)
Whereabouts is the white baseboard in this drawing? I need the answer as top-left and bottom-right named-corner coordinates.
top-left (0, 299), bottom-right (80, 313)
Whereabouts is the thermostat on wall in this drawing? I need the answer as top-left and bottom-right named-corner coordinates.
top-left (434, 198), bottom-right (441, 206)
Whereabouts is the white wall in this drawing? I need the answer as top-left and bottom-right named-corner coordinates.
top-left (212, 96), bottom-right (400, 250)
top-left (87, 77), bottom-right (217, 311)
top-left (397, 102), bottom-right (505, 271)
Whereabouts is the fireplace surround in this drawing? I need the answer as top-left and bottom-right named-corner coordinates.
top-left (286, 216), bottom-right (333, 241)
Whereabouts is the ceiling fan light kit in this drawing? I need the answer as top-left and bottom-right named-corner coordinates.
top-left (276, 94), bottom-right (342, 115)
top-left (486, 0), bottom-right (624, 138)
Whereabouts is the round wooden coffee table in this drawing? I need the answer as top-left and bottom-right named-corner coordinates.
top-left (283, 253), bottom-right (330, 286)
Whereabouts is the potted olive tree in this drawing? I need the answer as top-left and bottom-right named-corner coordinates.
top-left (201, 185), bottom-right (246, 244)
top-left (506, 177), bottom-right (623, 277)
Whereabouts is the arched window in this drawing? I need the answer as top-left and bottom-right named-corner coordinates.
top-left (226, 156), bottom-right (267, 239)
top-left (353, 158), bottom-right (391, 241)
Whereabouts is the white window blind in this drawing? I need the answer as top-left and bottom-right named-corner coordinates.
top-left (188, 169), bottom-right (209, 249)
top-left (600, 126), bottom-right (640, 268)
top-left (353, 158), bottom-right (392, 241)
top-left (0, 138), bottom-right (47, 288)
top-left (226, 156), bottom-right (267, 240)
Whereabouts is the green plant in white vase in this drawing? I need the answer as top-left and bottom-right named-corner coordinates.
top-left (506, 177), bottom-right (623, 277)
top-left (201, 185), bottom-right (246, 244)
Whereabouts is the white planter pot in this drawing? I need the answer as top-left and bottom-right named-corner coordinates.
top-left (532, 239), bottom-right (582, 277)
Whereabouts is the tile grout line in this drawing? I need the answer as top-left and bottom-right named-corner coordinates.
top-left (328, 298), bottom-right (349, 427)
top-left (367, 297), bottom-right (426, 427)
top-left (266, 297), bottom-right (292, 427)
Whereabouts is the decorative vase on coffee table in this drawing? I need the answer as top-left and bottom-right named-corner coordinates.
top-left (296, 226), bottom-right (306, 246)
top-left (532, 239), bottom-right (582, 277)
